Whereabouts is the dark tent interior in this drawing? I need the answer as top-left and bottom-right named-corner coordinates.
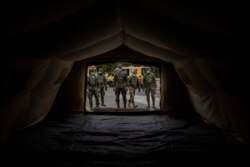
top-left (0, 0), bottom-right (249, 166)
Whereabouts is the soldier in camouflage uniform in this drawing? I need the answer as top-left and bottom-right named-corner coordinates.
top-left (97, 69), bottom-right (107, 106)
top-left (143, 69), bottom-right (157, 108)
top-left (128, 70), bottom-right (140, 108)
top-left (113, 64), bottom-right (128, 108)
top-left (87, 70), bottom-right (99, 109)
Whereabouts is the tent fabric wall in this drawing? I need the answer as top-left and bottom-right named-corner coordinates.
top-left (124, 34), bottom-right (185, 62)
top-left (0, 59), bottom-right (50, 143)
top-left (160, 62), bottom-right (173, 114)
top-left (160, 61), bottom-right (194, 115)
top-left (0, 58), bottom-right (73, 143)
top-left (2, 1), bottom-right (238, 61)
top-left (174, 58), bottom-right (250, 143)
top-left (194, 58), bottom-right (250, 143)
top-left (174, 59), bottom-right (232, 130)
top-left (59, 61), bottom-right (87, 115)
top-left (59, 34), bottom-right (122, 61)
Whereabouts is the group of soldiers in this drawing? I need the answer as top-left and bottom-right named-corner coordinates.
top-left (87, 64), bottom-right (157, 110)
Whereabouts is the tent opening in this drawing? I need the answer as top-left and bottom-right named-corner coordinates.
top-left (85, 61), bottom-right (161, 113)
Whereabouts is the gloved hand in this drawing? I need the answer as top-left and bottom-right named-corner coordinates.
top-left (105, 87), bottom-right (107, 91)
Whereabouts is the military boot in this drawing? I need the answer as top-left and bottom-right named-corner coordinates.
top-left (152, 101), bottom-right (156, 108)
top-left (124, 101), bottom-right (127, 108)
top-left (146, 100), bottom-right (150, 108)
top-left (152, 97), bottom-right (156, 108)
top-left (96, 102), bottom-right (100, 108)
top-left (128, 100), bottom-right (132, 107)
top-left (101, 98), bottom-right (106, 106)
top-left (90, 101), bottom-right (93, 109)
top-left (117, 102), bottom-right (120, 108)
top-left (132, 102), bottom-right (138, 108)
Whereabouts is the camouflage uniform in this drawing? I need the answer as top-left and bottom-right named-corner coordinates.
top-left (143, 70), bottom-right (157, 108)
top-left (87, 72), bottom-right (99, 109)
top-left (113, 65), bottom-right (128, 108)
top-left (128, 71), bottom-right (140, 108)
top-left (97, 70), bottom-right (107, 106)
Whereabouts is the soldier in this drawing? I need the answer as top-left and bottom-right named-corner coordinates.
top-left (97, 69), bottom-right (107, 106)
top-left (113, 64), bottom-right (128, 108)
top-left (128, 70), bottom-right (140, 108)
top-left (143, 68), bottom-right (157, 108)
top-left (87, 70), bottom-right (99, 109)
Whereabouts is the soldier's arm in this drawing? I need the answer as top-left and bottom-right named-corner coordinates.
top-left (86, 77), bottom-right (89, 87)
top-left (152, 74), bottom-right (157, 88)
top-left (128, 76), bottom-right (131, 86)
top-left (126, 75), bottom-right (129, 87)
top-left (104, 76), bottom-right (107, 90)
top-left (137, 78), bottom-right (140, 92)
top-left (96, 77), bottom-right (100, 89)
top-left (113, 75), bottom-right (117, 91)
top-left (142, 76), bottom-right (145, 87)
top-left (113, 75), bottom-right (116, 85)
top-left (104, 76), bottom-right (107, 86)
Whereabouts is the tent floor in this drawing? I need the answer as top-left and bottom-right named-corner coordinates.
top-left (1, 113), bottom-right (249, 166)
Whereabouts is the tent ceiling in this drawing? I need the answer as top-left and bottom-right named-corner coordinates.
top-left (1, 0), bottom-right (245, 61)
top-left (86, 45), bottom-right (162, 65)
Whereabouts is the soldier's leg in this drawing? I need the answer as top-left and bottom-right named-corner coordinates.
top-left (151, 95), bottom-right (155, 108)
top-left (88, 90), bottom-right (93, 109)
top-left (101, 96), bottom-right (106, 106)
top-left (128, 87), bottom-right (132, 107)
top-left (145, 87), bottom-right (150, 108)
top-left (132, 89), bottom-right (137, 108)
top-left (151, 87), bottom-right (156, 108)
top-left (128, 99), bottom-right (131, 107)
top-left (100, 88), bottom-right (106, 106)
top-left (115, 88), bottom-right (120, 108)
top-left (94, 89), bottom-right (100, 108)
top-left (121, 88), bottom-right (127, 108)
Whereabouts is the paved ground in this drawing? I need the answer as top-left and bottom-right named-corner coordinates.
top-left (86, 79), bottom-right (161, 112)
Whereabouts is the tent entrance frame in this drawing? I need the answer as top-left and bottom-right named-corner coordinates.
top-left (84, 59), bottom-right (162, 113)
